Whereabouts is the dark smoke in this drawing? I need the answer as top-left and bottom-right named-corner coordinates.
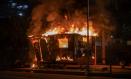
top-left (28, 0), bottom-right (115, 36)
top-left (27, 0), bottom-right (87, 36)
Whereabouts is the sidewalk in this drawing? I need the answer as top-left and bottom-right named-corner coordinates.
top-left (8, 65), bottom-right (131, 78)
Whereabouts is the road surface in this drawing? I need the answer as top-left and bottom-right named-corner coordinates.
top-left (0, 71), bottom-right (125, 79)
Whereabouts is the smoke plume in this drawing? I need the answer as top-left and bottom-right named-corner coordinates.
top-left (27, 0), bottom-right (115, 36)
top-left (27, 0), bottom-right (87, 36)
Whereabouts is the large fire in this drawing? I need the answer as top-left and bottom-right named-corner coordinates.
top-left (28, 20), bottom-right (98, 68)
top-left (42, 25), bottom-right (97, 36)
top-left (26, 0), bottom-right (116, 68)
top-left (42, 21), bottom-right (97, 37)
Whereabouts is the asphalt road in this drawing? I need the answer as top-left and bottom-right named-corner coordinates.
top-left (0, 71), bottom-right (125, 79)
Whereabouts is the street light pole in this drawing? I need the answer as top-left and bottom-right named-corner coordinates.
top-left (109, 35), bottom-right (113, 73)
top-left (85, 0), bottom-right (90, 76)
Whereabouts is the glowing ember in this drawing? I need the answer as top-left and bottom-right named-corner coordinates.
top-left (92, 56), bottom-right (95, 59)
top-left (83, 37), bottom-right (87, 42)
top-left (82, 53), bottom-right (85, 56)
top-left (58, 37), bottom-right (68, 48)
top-left (92, 33), bottom-right (98, 37)
top-left (56, 56), bottom-right (73, 61)
top-left (31, 63), bottom-right (37, 68)
top-left (31, 55), bottom-right (38, 68)
top-left (28, 35), bottom-right (34, 38)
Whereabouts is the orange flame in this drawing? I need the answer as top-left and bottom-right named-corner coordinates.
top-left (56, 56), bottom-right (73, 61)
top-left (58, 37), bottom-right (68, 48)
top-left (42, 24), bottom-right (97, 36)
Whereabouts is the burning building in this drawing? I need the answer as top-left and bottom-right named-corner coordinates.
top-left (28, 23), bottom-right (98, 68)
top-left (27, 0), bottom-right (115, 68)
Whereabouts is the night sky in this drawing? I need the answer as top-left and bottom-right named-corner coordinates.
top-left (108, 0), bottom-right (131, 39)
top-left (0, 0), bottom-right (131, 67)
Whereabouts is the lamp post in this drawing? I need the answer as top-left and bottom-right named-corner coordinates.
top-left (109, 35), bottom-right (113, 73)
top-left (85, 0), bottom-right (90, 76)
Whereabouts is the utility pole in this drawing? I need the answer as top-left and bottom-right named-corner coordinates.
top-left (109, 35), bottom-right (113, 73)
top-left (85, 0), bottom-right (90, 76)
